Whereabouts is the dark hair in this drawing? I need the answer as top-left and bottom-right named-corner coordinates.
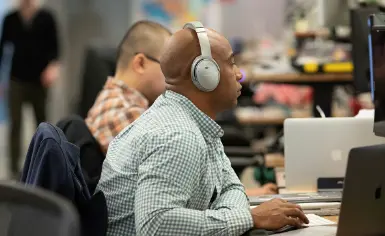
top-left (115, 20), bottom-right (171, 71)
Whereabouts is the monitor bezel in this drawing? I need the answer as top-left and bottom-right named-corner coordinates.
top-left (369, 13), bottom-right (385, 137)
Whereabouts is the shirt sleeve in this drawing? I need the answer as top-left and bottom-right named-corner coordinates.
top-left (134, 130), bottom-right (253, 236)
top-left (209, 146), bottom-right (254, 230)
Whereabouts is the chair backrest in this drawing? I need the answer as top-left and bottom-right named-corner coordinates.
top-left (78, 46), bottom-right (117, 118)
top-left (0, 181), bottom-right (80, 236)
top-left (57, 115), bottom-right (106, 194)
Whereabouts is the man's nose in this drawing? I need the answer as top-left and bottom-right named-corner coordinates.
top-left (235, 67), bottom-right (242, 81)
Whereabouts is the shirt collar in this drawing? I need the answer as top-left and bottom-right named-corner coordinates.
top-left (163, 90), bottom-right (224, 140)
top-left (105, 77), bottom-right (149, 108)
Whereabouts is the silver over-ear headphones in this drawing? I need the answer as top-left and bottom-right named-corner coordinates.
top-left (183, 21), bottom-right (220, 92)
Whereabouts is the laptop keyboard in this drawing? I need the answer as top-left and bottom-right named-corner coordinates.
top-left (249, 191), bottom-right (342, 205)
top-left (303, 208), bottom-right (340, 216)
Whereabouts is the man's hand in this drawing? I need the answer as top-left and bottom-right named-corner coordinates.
top-left (260, 183), bottom-right (278, 195)
top-left (251, 198), bottom-right (309, 230)
top-left (246, 183), bottom-right (278, 196)
top-left (41, 62), bottom-right (59, 88)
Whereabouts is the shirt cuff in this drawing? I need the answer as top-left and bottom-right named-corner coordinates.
top-left (225, 208), bottom-right (254, 235)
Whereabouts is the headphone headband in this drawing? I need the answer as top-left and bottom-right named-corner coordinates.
top-left (183, 21), bottom-right (212, 58)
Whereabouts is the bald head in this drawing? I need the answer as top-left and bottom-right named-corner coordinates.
top-left (161, 25), bottom-right (242, 116)
top-left (160, 28), bottom-right (232, 84)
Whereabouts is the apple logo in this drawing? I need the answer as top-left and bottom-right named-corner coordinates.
top-left (375, 185), bottom-right (382, 200)
top-left (331, 149), bottom-right (343, 162)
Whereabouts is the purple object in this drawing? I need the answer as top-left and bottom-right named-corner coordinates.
top-left (239, 69), bottom-right (246, 83)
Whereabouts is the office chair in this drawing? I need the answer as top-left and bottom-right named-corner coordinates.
top-left (78, 46), bottom-right (117, 118)
top-left (220, 123), bottom-right (265, 177)
top-left (0, 182), bottom-right (80, 236)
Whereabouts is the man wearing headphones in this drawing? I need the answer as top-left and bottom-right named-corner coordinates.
top-left (97, 22), bottom-right (308, 235)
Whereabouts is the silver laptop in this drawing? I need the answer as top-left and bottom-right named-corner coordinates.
top-left (284, 117), bottom-right (383, 192)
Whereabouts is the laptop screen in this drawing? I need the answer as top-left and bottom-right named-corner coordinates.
top-left (351, 7), bottom-right (379, 94)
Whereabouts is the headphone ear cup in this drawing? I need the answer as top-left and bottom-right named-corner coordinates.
top-left (192, 58), bottom-right (220, 92)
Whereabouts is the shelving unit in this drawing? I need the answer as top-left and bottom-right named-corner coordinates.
top-left (240, 65), bottom-right (353, 119)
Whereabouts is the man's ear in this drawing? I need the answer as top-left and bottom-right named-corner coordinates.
top-left (131, 54), bottom-right (146, 74)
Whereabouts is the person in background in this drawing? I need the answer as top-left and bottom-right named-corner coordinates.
top-left (246, 183), bottom-right (278, 196)
top-left (85, 20), bottom-right (171, 154)
top-left (97, 23), bottom-right (308, 235)
top-left (0, 0), bottom-right (59, 177)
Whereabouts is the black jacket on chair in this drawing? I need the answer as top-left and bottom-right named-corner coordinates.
top-left (21, 123), bottom-right (90, 201)
top-left (57, 114), bottom-right (105, 194)
top-left (21, 123), bottom-right (107, 236)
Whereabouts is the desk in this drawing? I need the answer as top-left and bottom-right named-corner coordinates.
top-left (240, 65), bottom-right (352, 83)
top-left (237, 116), bottom-right (287, 125)
top-left (235, 109), bottom-right (347, 125)
top-left (246, 206), bottom-right (339, 235)
top-left (242, 72), bottom-right (352, 84)
top-left (324, 216), bottom-right (338, 223)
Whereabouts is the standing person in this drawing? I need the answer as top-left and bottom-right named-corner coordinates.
top-left (0, 0), bottom-right (59, 177)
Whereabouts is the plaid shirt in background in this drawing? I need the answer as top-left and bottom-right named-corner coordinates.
top-left (85, 77), bottom-right (148, 153)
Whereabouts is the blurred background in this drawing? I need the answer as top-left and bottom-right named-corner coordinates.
top-left (0, 0), bottom-right (376, 186)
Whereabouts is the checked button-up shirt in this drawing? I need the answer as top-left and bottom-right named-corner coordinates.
top-left (96, 90), bottom-right (253, 236)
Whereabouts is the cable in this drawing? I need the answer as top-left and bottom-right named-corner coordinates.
top-left (316, 105), bottom-right (326, 118)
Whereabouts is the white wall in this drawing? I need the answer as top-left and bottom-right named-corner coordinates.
top-left (44, 0), bottom-right (132, 121)
top-left (44, 0), bottom-right (68, 122)
top-left (221, 0), bottom-right (287, 40)
top-left (64, 0), bottom-right (132, 116)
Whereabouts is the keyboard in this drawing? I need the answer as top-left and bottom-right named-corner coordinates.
top-left (303, 208), bottom-right (340, 216)
top-left (249, 191), bottom-right (342, 205)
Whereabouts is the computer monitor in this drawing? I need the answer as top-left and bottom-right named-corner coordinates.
top-left (369, 13), bottom-right (385, 137)
top-left (351, 6), bottom-right (380, 94)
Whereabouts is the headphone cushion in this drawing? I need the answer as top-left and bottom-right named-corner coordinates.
top-left (193, 58), bottom-right (220, 92)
